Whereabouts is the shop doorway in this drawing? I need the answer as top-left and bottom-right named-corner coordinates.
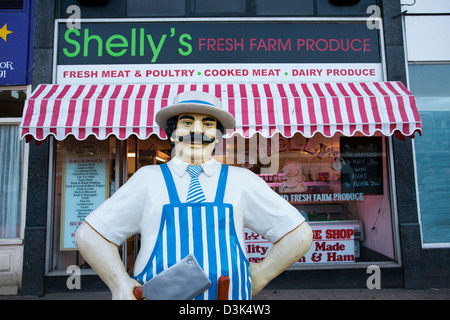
top-left (121, 136), bottom-right (171, 273)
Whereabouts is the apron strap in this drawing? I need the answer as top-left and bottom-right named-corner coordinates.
top-left (160, 163), bottom-right (181, 204)
top-left (214, 164), bottom-right (229, 203)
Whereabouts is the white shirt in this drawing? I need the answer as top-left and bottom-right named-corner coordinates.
top-left (85, 157), bottom-right (304, 274)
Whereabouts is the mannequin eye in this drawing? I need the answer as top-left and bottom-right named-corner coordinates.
top-left (203, 118), bottom-right (216, 128)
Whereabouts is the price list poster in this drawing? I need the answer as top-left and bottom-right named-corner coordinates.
top-left (60, 138), bottom-right (110, 250)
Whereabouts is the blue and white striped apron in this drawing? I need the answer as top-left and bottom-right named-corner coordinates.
top-left (134, 163), bottom-right (251, 300)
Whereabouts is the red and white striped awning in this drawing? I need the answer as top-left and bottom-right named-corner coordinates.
top-left (20, 82), bottom-right (422, 142)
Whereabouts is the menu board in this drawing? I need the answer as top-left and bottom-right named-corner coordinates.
top-left (340, 137), bottom-right (383, 195)
top-left (60, 139), bottom-right (109, 250)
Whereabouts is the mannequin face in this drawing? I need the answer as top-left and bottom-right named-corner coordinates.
top-left (170, 113), bottom-right (220, 165)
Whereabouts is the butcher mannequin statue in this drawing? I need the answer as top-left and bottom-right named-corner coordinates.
top-left (75, 91), bottom-right (313, 300)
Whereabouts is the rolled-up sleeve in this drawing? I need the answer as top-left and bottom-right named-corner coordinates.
top-left (85, 168), bottom-right (148, 246)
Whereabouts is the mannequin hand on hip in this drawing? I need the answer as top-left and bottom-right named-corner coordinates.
top-left (249, 222), bottom-right (313, 297)
top-left (75, 222), bottom-right (141, 300)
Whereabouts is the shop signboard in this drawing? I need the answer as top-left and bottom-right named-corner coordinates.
top-left (245, 223), bottom-right (356, 264)
top-left (60, 139), bottom-right (110, 250)
top-left (55, 20), bottom-right (383, 84)
top-left (0, 2), bottom-right (34, 85)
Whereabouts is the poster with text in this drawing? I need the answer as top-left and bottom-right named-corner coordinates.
top-left (245, 223), bottom-right (357, 264)
top-left (60, 139), bottom-right (109, 250)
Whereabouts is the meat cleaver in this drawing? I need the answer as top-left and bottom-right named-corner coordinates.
top-left (133, 254), bottom-right (211, 300)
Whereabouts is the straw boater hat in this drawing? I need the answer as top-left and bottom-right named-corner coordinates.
top-left (155, 91), bottom-right (236, 130)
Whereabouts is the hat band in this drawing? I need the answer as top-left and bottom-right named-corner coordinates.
top-left (178, 100), bottom-right (215, 107)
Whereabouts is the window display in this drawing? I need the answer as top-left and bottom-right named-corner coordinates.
top-left (50, 136), bottom-right (116, 271)
top-left (49, 135), bottom-right (172, 272)
top-left (49, 129), bottom-right (397, 273)
top-left (221, 131), bottom-right (396, 265)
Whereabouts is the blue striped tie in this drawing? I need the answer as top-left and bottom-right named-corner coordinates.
top-left (186, 165), bottom-right (206, 203)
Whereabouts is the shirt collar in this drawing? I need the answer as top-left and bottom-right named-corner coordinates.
top-left (168, 156), bottom-right (221, 177)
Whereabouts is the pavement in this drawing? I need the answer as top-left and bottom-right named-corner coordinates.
top-left (1, 288), bottom-right (449, 300)
top-left (255, 288), bottom-right (450, 300)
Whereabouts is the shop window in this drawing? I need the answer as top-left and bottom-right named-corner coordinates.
top-left (48, 135), bottom-right (171, 272)
top-left (254, 0), bottom-right (314, 16)
top-left (126, 0), bottom-right (186, 17)
top-left (316, 0), bottom-right (376, 16)
top-left (0, 125), bottom-right (24, 238)
top-left (57, 0), bottom-right (381, 18)
top-left (0, 88), bottom-right (27, 239)
top-left (58, 0), bottom-right (125, 18)
top-left (222, 132), bottom-right (397, 265)
top-left (49, 131), bottom-right (396, 271)
top-left (194, 0), bottom-right (247, 15)
top-left (49, 136), bottom-right (117, 271)
top-left (0, 89), bottom-right (27, 117)
top-left (409, 63), bottom-right (450, 245)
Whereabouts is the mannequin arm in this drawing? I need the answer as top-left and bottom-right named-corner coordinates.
top-left (250, 221), bottom-right (313, 296)
top-left (74, 222), bottom-right (139, 300)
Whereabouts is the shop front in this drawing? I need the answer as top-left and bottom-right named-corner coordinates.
top-left (20, 18), bottom-right (422, 291)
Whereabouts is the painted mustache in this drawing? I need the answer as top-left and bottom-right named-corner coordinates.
top-left (176, 133), bottom-right (216, 144)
